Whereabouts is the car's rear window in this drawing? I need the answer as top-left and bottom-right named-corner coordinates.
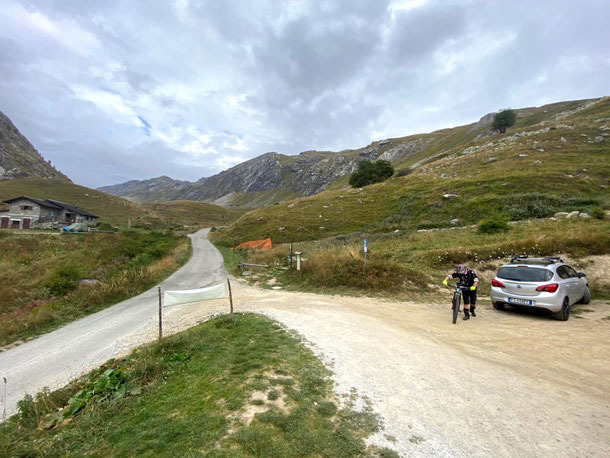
top-left (497, 266), bottom-right (553, 282)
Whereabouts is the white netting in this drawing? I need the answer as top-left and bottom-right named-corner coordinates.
top-left (164, 283), bottom-right (226, 307)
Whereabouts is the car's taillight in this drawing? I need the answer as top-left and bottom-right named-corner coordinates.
top-left (491, 279), bottom-right (505, 288)
top-left (536, 283), bottom-right (559, 293)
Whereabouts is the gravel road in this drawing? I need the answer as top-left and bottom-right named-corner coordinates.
top-left (161, 283), bottom-right (610, 458)
top-left (0, 228), bottom-right (226, 418)
top-left (2, 229), bottom-right (609, 457)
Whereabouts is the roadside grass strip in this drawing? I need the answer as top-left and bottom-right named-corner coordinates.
top-left (0, 313), bottom-right (398, 458)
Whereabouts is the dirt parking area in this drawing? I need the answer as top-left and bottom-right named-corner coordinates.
top-left (158, 282), bottom-right (610, 457)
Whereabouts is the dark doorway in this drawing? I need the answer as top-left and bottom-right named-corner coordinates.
top-left (23, 218), bottom-right (31, 229)
top-left (0, 217), bottom-right (8, 228)
top-left (11, 220), bottom-right (20, 229)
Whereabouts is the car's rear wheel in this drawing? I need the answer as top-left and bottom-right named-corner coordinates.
top-left (554, 297), bottom-right (570, 321)
top-left (492, 302), bottom-right (505, 310)
top-left (577, 286), bottom-right (591, 304)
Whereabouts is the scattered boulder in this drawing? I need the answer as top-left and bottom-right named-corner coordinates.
top-left (579, 213), bottom-right (592, 219)
top-left (599, 125), bottom-right (610, 131)
top-left (566, 211), bottom-right (580, 219)
top-left (278, 226), bottom-right (285, 231)
top-left (518, 153), bottom-right (528, 157)
top-left (595, 136), bottom-right (604, 142)
top-left (560, 137), bottom-right (567, 143)
top-left (443, 193), bottom-right (458, 199)
top-left (486, 157), bottom-right (497, 163)
top-left (79, 279), bottom-right (102, 288)
top-left (554, 212), bottom-right (569, 219)
top-left (287, 203), bottom-right (295, 208)
top-left (450, 219), bottom-right (459, 226)
top-left (441, 173), bottom-right (450, 178)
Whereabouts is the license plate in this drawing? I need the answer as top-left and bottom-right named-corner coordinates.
top-left (508, 297), bottom-right (534, 305)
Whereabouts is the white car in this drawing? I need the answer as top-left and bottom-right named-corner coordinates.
top-left (490, 256), bottom-right (591, 321)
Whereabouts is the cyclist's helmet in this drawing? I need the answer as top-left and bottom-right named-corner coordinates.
top-left (456, 264), bottom-right (467, 274)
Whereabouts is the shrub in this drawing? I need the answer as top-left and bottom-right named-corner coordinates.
top-left (591, 206), bottom-right (606, 219)
top-left (45, 265), bottom-right (81, 295)
top-left (349, 160), bottom-right (394, 187)
top-left (478, 218), bottom-right (509, 234)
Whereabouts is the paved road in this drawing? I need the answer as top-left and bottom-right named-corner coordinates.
top-left (0, 228), bottom-right (226, 418)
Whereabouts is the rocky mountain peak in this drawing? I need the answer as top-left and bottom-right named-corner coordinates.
top-left (0, 110), bottom-right (70, 182)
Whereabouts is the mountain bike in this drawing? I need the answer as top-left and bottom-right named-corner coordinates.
top-left (450, 281), bottom-right (469, 324)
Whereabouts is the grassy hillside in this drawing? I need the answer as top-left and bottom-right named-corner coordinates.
top-left (145, 200), bottom-right (240, 228)
top-left (0, 178), bottom-right (150, 227)
top-left (218, 218), bottom-right (610, 303)
top-left (1, 314), bottom-right (394, 457)
top-left (0, 178), bottom-right (240, 229)
top-left (0, 230), bottom-right (191, 346)
top-left (212, 97), bottom-right (610, 246)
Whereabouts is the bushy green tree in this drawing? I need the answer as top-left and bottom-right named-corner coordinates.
top-left (349, 160), bottom-right (394, 187)
top-left (492, 108), bottom-right (517, 134)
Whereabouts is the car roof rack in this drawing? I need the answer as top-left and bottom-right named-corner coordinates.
top-left (509, 254), bottom-right (564, 265)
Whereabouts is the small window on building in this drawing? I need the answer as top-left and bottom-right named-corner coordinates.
top-left (20, 205), bottom-right (33, 210)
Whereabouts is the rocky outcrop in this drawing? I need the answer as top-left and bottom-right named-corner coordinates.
top-left (0, 110), bottom-right (70, 181)
top-left (99, 136), bottom-right (433, 207)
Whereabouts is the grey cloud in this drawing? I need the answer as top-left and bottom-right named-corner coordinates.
top-left (390, 4), bottom-right (467, 60)
top-left (0, 0), bottom-right (608, 189)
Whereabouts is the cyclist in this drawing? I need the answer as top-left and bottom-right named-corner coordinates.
top-left (443, 264), bottom-right (479, 320)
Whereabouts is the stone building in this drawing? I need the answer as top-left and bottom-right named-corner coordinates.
top-left (0, 196), bottom-right (99, 229)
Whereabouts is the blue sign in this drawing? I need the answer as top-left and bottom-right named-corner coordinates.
top-left (363, 239), bottom-right (368, 253)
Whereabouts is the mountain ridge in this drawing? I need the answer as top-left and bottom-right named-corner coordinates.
top-left (98, 97), bottom-right (607, 208)
top-left (0, 110), bottom-right (71, 182)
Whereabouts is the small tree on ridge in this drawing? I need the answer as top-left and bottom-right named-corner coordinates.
top-left (492, 108), bottom-right (517, 134)
top-left (349, 160), bottom-right (394, 187)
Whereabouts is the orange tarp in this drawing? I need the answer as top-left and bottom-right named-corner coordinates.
top-left (234, 238), bottom-right (272, 251)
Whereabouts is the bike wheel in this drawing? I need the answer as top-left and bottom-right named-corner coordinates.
top-left (452, 293), bottom-right (460, 324)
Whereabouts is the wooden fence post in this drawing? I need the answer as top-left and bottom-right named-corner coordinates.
top-left (227, 278), bottom-right (234, 320)
top-left (2, 377), bottom-right (6, 422)
top-left (158, 287), bottom-right (163, 341)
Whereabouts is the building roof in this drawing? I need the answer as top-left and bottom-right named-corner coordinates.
top-left (3, 196), bottom-right (62, 209)
top-left (2, 196), bottom-right (99, 218)
top-left (46, 199), bottom-right (99, 218)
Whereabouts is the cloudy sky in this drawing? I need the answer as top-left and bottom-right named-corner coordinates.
top-left (1, 0), bottom-right (609, 188)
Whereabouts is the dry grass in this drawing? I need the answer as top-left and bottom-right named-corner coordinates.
top-left (0, 231), bottom-right (191, 347)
